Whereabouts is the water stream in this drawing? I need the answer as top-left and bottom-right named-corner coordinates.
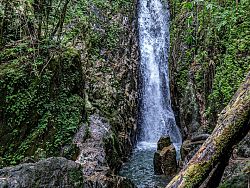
top-left (119, 0), bottom-right (182, 187)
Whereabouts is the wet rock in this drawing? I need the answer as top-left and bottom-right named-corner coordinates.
top-left (73, 114), bottom-right (135, 187)
top-left (160, 146), bottom-right (177, 177)
top-left (236, 131), bottom-right (250, 158)
top-left (154, 145), bottom-right (177, 177)
top-left (219, 159), bottom-right (249, 188)
top-left (154, 151), bottom-right (163, 174)
top-left (0, 157), bottom-right (84, 188)
top-left (191, 134), bottom-right (210, 142)
top-left (181, 140), bottom-right (204, 165)
top-left (157, 136), bottom-right (171, 151)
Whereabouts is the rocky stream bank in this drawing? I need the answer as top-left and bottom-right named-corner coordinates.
top-left (0, 114), bottom-right (136, 188)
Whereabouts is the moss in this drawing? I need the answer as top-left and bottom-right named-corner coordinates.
top-left (183, 162), bottom-right (211, 188)
top-left (169, 0), bottom-right (250, 129)
top-left (68, 168), bottom-right (84, 187)
top-left (218, 173), bottom-right (248, 188)
top-left (0, 44), bottom-right (85, 167)
top-left (103, 133), bottom-right (123, 172)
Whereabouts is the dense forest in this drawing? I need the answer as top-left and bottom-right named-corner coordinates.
top-left (0, 0), bottom-right (249, 187)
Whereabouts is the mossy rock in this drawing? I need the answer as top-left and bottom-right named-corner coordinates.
top-left (103, 133), bottom-right (123, 172)
top-left (219, 173), bottom-right (248, 188)
top-left (0, 46), bottom-right (85, 167)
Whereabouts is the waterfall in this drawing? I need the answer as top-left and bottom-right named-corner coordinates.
top-left (138, 0), bottom-right (182, 159)
top-left (119, 1), bottom-right (182, 185)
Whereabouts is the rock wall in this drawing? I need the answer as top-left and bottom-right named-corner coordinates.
top-left (168, 0), bottom-right (250, 138)
top-left (168, 1), bottom-right (250, 186)
top-left (0, 0), bottom-right (139, 169)
top-left (83, 0), bottom-right (139, 166)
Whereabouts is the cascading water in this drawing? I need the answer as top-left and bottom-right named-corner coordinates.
top-left (119, 0), bottom-right (182, 187)
top-left (138, 0), bottom-right (182, 157)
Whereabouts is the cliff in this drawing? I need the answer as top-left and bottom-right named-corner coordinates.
top-left (0, 0), bottom-right (138, 171)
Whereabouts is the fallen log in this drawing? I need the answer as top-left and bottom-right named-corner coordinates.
top-left (166, 72), bottom-right (250, 188)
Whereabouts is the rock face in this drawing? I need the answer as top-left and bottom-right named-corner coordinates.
top-left (236, 131), bottom-right (250, 158)
top-left (73, 114), bottom-right (135, 187)
top-left (0, 157), bottom-right (84, 188)
top-left (153, 137), bottom-right (177, 177)
top-left (0, 115), bottom-right (135, 188)
top-left (74, 115), bottom-right (111, 176)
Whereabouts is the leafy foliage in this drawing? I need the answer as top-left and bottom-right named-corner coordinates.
top-left (169, 0), bottom-right (250, 127)
top-left (0, 42), bottom-right (84, 166)
top-left (0, 0), bottom-right (137, 167)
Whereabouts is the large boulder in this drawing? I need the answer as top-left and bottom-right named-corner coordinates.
top-left (0, 157), bottom-right (84, 188)
top-left (73, 114), bottom-right (135, 187)
top-left (154, 144), bottom-right (177, 177)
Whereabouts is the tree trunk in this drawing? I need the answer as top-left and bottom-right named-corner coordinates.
top-left (166, 72), bottom-right (250, 188)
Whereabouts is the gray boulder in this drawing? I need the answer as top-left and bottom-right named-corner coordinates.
top-left (0, 157), bottom-right (83, 188)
